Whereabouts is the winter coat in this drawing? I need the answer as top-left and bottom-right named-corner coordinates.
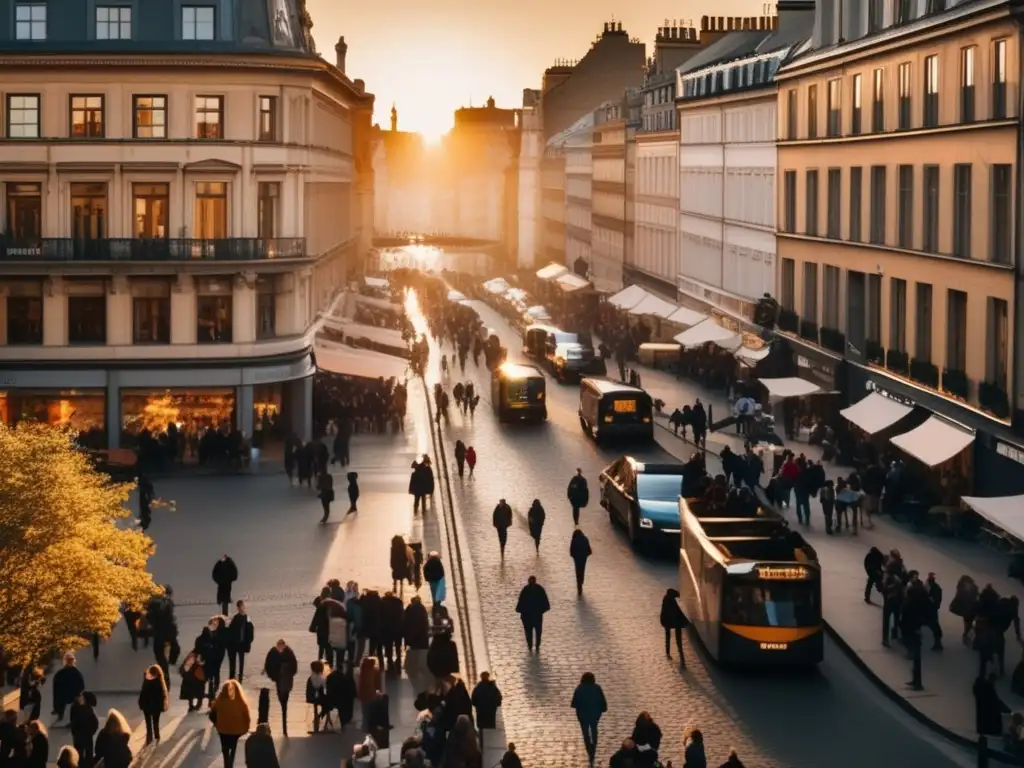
top-left (661, 589), bottom-right (689, 629)
top-left (527, 502), bottom-right (546, 539)
top-left (196, 625), bottom-right (226, 668)
top-left (305, 674), bottom-right (327, 705)
top-left (326, 668), bottom-right (356, 724)
top-left (391, 545), bottom-right (413, 583)
top-left (427, 632), bottom-right (460, 678)
top-left (179, 658), bottom-right (206, 701)
top-left (69, 702), bottom-right (99, 746)
top-left (569, 531), bottom-right (592, 563)
top-left (570, 681), bottom-right (607, 724)
top-left (471, 679), bottom-right (503, 729)
top-left (381, 593), bottom-right (405, 642)
top-left (465, 448), bottom-right (477, 467)
top-left (975, 676), bottom-right (1010, 736)
top-left (863, 547), bottom-right (885, 577)
top-left (244, 729), bottom-right (281, 768)
top-left (492, 502), bottom-right (513, 530)
top-left (403, 601), bottom-right (430, 649)
top-left (212, 557), bottom-right (239, 603)
top-left (138, 676), bottom-right (168, 715)
top-left (26, 733), bottom-right (47, 768)
top-left (226, 613), bottom-right (254, 653)
top-left (515, 583), bottom-right (550, 621)
top-left (53, 665), bottom-right (86, 711)
top-left (211, 694), bottom-right (251, 736)
top-left (424, 556), bottom-right (445, 584)
top-left (328, 616), bottom-right (348, 650)
top-left (567, 475), bottom-right (590, 508)
top-left (94, 730), bottom-right (133, 768)
top-left (684, 740), bottom-right (707, 768)
top-left (263, 646), bottom-right (298, 693)
top-left (361, 590), bottom-right (383, 641)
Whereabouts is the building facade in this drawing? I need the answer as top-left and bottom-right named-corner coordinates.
top-left (0, 0), bottom-right (373, 447)
top-left (677, 13), bottom-right (791, 320)
top-left (776, 0), bottom-right (1024, 493)
top-left (372, 107), bottom-right (433, 236)
top-left (540, 144), bottom-right (566, 267)
top-left (563, 113), bottom-right (595, 276)
top-left (516, 89), bottom-right (542, 268)
top-left (591, 103), bottom-right (627, 293)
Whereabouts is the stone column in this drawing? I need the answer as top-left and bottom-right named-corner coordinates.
top-left (232, 271), bottom-right (257, 344)
top-left (170, 273), bottom-right (197, 344)
top-left (42, 277), bottom-right (66, 346)
top-left (236, 383), bottom-right (254, 437)
top-left (288, 376), bottom-right (313, 441)
top-left (105, 370), bottom-right (121, 450)
top-left (106, 275), bottom-right (132, 345)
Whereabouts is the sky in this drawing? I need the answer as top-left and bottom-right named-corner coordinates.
top-left (309, 0), bottom-right (764, 141)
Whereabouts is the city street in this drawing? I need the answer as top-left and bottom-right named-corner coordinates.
top-left (433, 296), bottom-right (974, 768)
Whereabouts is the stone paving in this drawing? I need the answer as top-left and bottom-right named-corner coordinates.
top-left (35, 383), bottom-right (451, 767)
top-left (435, 297), bottom-right (973, 768)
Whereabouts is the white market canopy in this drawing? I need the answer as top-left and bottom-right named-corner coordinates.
top-left (666, 306), bottom-right (707, 327)
top-left (607, 284), bottom-right (649, 310)
top-left (890, 415), bottom-right (975, 467)
top-left (536, 263), bottom-right (569, 281)
top-left (962, 495), bottom-right (1024, 541)
top-left (322, 317), bottom-right (406, 349)
top-left (557, 273), bottom-right (590, 292)
top-left (734, 345), bottom-right (771, 365)
top-left (505, 287), bottom-right (528, 302)
top-left (525, 305), bottom-right (549, 318)
top-left (759, 377), bottom-right (822, 399)
top-left (363, 276), bottom-right (388, 288)
top-left (674, 318), bottom-right (742, 350)
top-left (840, 392), bottom-right (913, 435)
top-left (483, 278), bottom-right (510, 294)
top-left (314, 338), bottom-right (409, 380)
top-left (447, 289), bottom-right (467, 301)
top-left (629, 294), bottom-right (678, 319)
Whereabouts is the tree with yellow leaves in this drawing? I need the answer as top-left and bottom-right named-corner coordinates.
top-left (0, 423), bottom-right (160, 665)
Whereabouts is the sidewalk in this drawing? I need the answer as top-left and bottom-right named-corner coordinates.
top-left (35, 379), bottom-right (467, 767)
top-left (640, 360), bottom-right (1024, 751)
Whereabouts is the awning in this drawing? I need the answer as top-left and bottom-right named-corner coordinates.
top-left (666, 306), bottom-right (707, 327)
top-left (504, 287), bottom-right (528, 302)
top-left (674, 318), bottom-right (742, 350)
top-left (629, 294), bottom-right (678, 319)
top-left (525, 305), bottom-right (549, 318)
top-left (322, 317), bottom-right (406, 349)
top-left (363, 276), bottom-right (388, 289)
top-left (313, 338), bottom-right (409, 380)
top-left (483, 278), bottom-right (510, 294)
top-left (734, 345), bottom-right (771, 365)
top-left (557, 273), bottom-right (590, 292)
top-left (890, 415), bottom-right (975, 467)
top-left (607, 285), bottom-right (649, 310)
top-left (840, 392), bottom-right (913, 435)
top-left (759, 377), bottom-right (822, 399)
top-left (354, 294), bottom-right (403, 313)
top-left (962, 495), bottom-right (1024, 541)
top-left (536, 263), bottom-right (569, 281)
top-left (447, 289), bottom-right (466, 301)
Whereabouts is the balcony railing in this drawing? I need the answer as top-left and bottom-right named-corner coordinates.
top-left (941, 368), bottom-right (970, 400)
top-left (886, 348), bottom-right (909, 374)
top-left (820, 326), bottom-right (846, 354)
top-left (799, 319), bottom-right (819, 344)
top-left (980, 381), bottom-right (1010, 419)
top-left (0, 237), bottom-right (307, 262)
top-left (865, 339), bottom-right (885, 365)
top-left (910, 358), bottom-right (940, 388)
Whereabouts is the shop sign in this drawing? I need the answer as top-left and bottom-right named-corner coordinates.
top-left (996, 441), bottom-right (1024, 466)
top-left (866, 380), bottom-right (915, 407)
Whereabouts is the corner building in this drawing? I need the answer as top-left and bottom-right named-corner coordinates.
top-left (776, 0), bottom-right (1024, 494)
top-left (0, 0), bottom-right (374, 448)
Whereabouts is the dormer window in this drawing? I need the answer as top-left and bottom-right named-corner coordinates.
top-left (182, 6), bottom-right (215, 40)
top-left (894, 0), bottom-right (912, 25)
top-left (96, 6), bottom-right (131, 40)
top-left (15, 3), bottom-right (47, 40)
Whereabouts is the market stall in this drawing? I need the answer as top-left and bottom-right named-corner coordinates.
top-left (536, 263), bottom-right (569, 281)
top-left (313, 337), bottom-right (410, 381)
top-left (607, 284), bottom-right (649, 310)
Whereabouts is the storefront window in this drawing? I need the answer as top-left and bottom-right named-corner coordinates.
top-left (7, 296), bottom-right (42, 344)
top-left (253, 383), bottom-right (283, 438)
top-left (120, 389), bottom-right (236, 449)
top-left (0, 389), bottom-right (106, 446)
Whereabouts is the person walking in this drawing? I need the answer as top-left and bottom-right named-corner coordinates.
top-left (263, 639), bottom-right (298, 737)
top-left (381, 590), bottom-right (405, 672)
top-left (571, 672), bottom-right (607, 766)
top-left (454, 440), bottom-right (467, 478)
top-left (925, 572), bottom-right (944, 650)
top-left (466, 446), bottom-right (477, 478)
top-left (390, 534), bottom-right (414, 595)
top-left (197, 615), bottom-right (228, 703)
top-left (93, 709), bottom-right (133, 768)
top-left (493, 499), bottom-right (513, 558)
top-left (471, 671), bottom-right (502, 755)
top-left (179, 651), bottom-right (207, 712)
top-left (527, 499), bottom-right (546, 553)
top-left (69, 691), bottom-right (98, 765)
top-left (515, 576), bottom-right (551, 653)
top-left (138, 473), bottom-right (155, 531)
top-left (227, 600), bottom-right (255, 681)
top-left (51, 653), bottom-right (85, 722)
top-left (213, 555), bottom-right (239, 616)
top-left (863, 546), bottom-right (885, 604)
top-left (660, 588), bottom-right (689, 664)
top-left (403, 596), bottom-right (431, 695)
top-left (25, 721), bottom-right (47, 768)
top-left (138, 665), bottom-right (169, 745)
top-left (356, 657), bottom-right (383, 731)
top-left (820, 480), bottom-right (836, 534)
top-left (347, 471), bottom-right (359, 514)
top-left (244, 723), bottom-right (281, 768)
top-left (317, 470), bottom-right (335, 523)
top-left (569, 529), bottom-right (592, 597)
top-left (210, 680), bottom-right (251, 768)
top-left (423, 551), bottom-right (445, 609)
top-left (567, 469), bottom-right (589, 526)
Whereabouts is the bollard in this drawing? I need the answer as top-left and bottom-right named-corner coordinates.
top-left (978, 735), bottom-right (988, 768)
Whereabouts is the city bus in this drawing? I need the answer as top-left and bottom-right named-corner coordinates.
top-left (578, 378), bottom-right (654, 444)
top-left (678, 499), bottom-right (823, 666)
top-left (491, 362), bottom-right (547, 423)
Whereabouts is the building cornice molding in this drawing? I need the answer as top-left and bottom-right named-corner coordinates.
top-left (677, 88), bottom-right (778, 111)
top-left (777, 117), bottom-right (1016, 148)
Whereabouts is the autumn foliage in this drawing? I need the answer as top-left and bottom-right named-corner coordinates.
top-left (0, 423), bottom-right (159, 665)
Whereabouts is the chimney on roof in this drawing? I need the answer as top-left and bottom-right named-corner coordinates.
top-left (335, 36), bottom-right (348, 73)
top-left (354, 79), bottom-right (364, 93)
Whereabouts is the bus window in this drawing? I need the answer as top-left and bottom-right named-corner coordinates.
top-left (506, 377), bottom-right (544, 404)
top-left (722, 582), bottom-right (819, 627)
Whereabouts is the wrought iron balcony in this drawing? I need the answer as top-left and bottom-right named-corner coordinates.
top-left (0, 237), bottom-right (307, 262)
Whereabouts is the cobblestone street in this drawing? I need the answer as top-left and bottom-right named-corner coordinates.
top-left (434, 298), bottom-right (973, 768)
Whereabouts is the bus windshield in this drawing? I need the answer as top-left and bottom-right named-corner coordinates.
top-left (722, 581), bottom-right (819, 627)
top-left (506, 378), bottom-right (543, 403)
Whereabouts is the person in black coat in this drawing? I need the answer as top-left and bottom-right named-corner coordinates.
top-left (226, 600), bottom-right (255, 681)
top-left (147, 588), bottom-right (181, 681)
top-left (567, 469), bottom-right (590, 526)
top-left (360, 589), bottom-right (385, 667)
top-left (212, 555), bottom-right (239, 615)
top-left (0, 710), bottom-right (21, 765)
top-left (863, 546), bottom-right (885, 604)
top-left (25, 721), bottom-right (47, 768)
top-left (195, 616), bottom-right (227, 702)
top-left (569, 529), bottom-right (592, 596)
top-left (423, 552), bottom-right (445, 609)
top-left (326, 664), bottom-right (357, 730)
top-left (515, 576), bottom-right (551, 653)
top-left (454, 440), bottom-right (467, 478)
top-left (527, 500), bottom-right (546, 553)
top-left (427, 628), bottom-right (460, 679)
top-left (660, 588), bottom-right (689, 664)
top-left (69, 691), bottom-right (99, 765)
top-left (137, 665), bottom-right (168, 745)
top-left (51, 653), bottom-right (85, 721)
top-left (493, 499), bottom-right (513, 557)
top-left (471, 671), bottom-right (502, 753)
top-left (380, 591), bottom-right (405, 671)
top-left (975, 671), bottom-right (1010, 736)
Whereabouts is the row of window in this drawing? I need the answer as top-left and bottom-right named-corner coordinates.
top-left (13, 3), bottom-right (218, 42)
top-left (0, 93), bottom-right (278, 140)
top-left (786, 39), bottom-right (1008, 139)
top-left (781, 162), bottom-right (1012, 264)
top-left (779, 260), bottom-right (1009, 386)
top-left (5, 292), bottom-right (276, 346)
top-left (641, 110), bottom-right (676, 133)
